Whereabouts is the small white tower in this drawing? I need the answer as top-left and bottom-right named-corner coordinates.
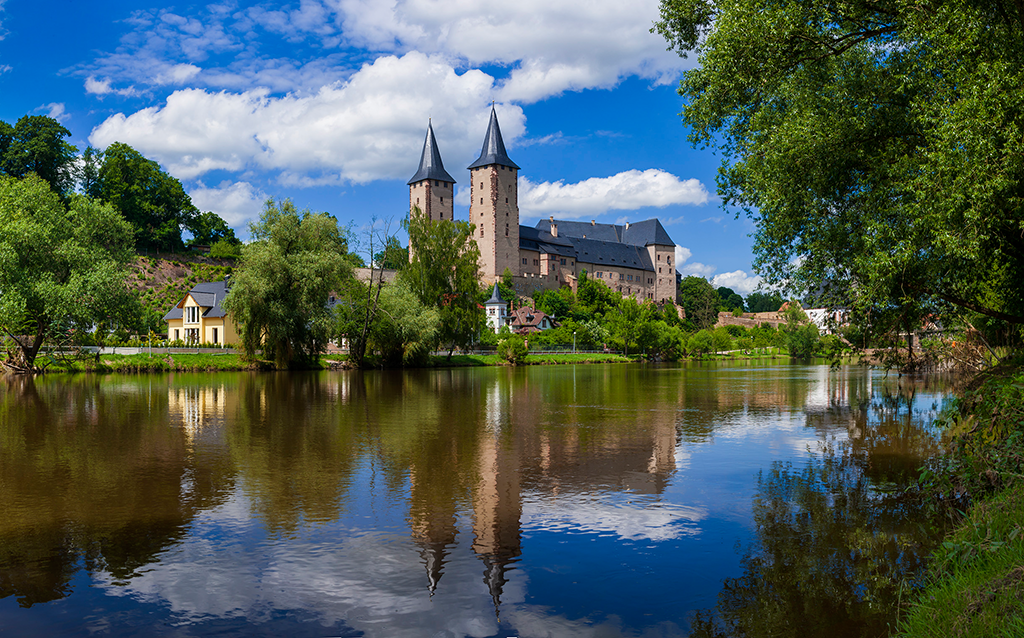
top-left (483, 283), bottom-right (508, 332)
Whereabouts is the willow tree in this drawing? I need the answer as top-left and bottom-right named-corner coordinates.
top-left (222, 199), bottom-right (350, 369)
top-left (655, 0), bottom-right (1024, 349)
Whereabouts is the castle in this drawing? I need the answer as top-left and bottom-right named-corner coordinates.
top-left (409, 108), bottom-right (680, 304)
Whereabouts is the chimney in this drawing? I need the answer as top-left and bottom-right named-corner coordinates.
top-left (550, 216), bottom-right (558, 237)
top-left (591, 219), bottom-right (596, 226)
top-left (224, 274), bottom-right (231, 290)
top-left (625, 221), bottom-right (630, 230)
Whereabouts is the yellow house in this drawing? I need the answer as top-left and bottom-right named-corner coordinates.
top-left (164, 277), bottom-right (238, 346)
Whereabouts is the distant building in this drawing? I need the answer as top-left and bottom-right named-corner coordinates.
top-left (409, 110), bottom-right (680, 304)
top-left (507, 307), bottom-right (559, 333)
top-left (163, 277), bottom-right (237, 345)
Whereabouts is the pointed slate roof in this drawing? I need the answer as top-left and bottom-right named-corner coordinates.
top-left (468, 107), bottom-right (520, 170)
top-left (408, 121), bottom-right (456, 185)
top-left (485, 282), bottom-right (504, 304)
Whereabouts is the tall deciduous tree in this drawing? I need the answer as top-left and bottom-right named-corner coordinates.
top-left (400, 207), bottom-right (484, 358)
top-left (655, 0), bottom-right (1024, 348)
top-left (92, 142), bottom-right (198, 253)
top-left (678, 276), bottom-right (719, 330)
top-left (0, 175), bottom-right (138, 371)
top-left (222, 199), bottom-right (351, 369)
top-left (0, 116), bottom-right (77, 197)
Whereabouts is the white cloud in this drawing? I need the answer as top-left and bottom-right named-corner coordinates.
top-left (712, 270), bottom-right (763, 296)
top-left (518, 169), bottom-right (708, 218)
top-left (700, 215), bottom-right (724, 224)
top-left (39, 103), bottom-right (69, 122)
top-left (188, 181), bottom-right (268, 229)
top-left (84, 76), bottom-right (138, 97)
top-left (90, 52), bottom-right (525, 183)
top-left (339, 0), bottom-right (691, 103)
top-left (0, 64), bottom-right (10, 76)
top-left (522, 496), bottom-right (704, 542)
top-left (675, 245), bottom-right (716, 279)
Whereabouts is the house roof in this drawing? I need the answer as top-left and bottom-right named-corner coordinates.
top-left (518, 225), bottom-right (576, 258)
top-left (408, 120), bottom-right (456, 185)
top-left (163, 279), bottom-right (231, 321)
top-left (535, 218), bottom-right (675, 247)
top-left (508, 306), bottom-right (558, 330)
top-left (564, 236), bottom-right (655, 272)
top-left (485, 283), bottom-right (504, 304)
top-left (467, 107), bottom-right (520, 170)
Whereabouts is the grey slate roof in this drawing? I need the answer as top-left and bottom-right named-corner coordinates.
top-left (536, 218), bottom-right (675, 247)
top-left (162, 279), bottom-right (231, 321)
top-left (485, 283), bottom-right (504, 304)
top-left (518, 225), bottom-right (576, 258)
top-left (408, 121), bottom-right (456, 184)
top-left (468, 107), bottom-right (520, 170)
top-left (565, 236), bottom-right (655, 272)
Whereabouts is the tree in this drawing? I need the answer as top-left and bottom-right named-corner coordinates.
top-left (679, 276), bottom-right (719, 330)
top-left (400, 207), bottom-right (484, 358)
top-left (0, 175), bottom-right (138, 371)
top-left (185, 210), bottom-right (239, 247)
top-left (747, 291), bottom-right (785, 313)
top-left (607, 296), bottom-right (658, 356)
top-left (222, 199), bottom-right (351, 369)
top-left (654, 0), bottom-right (1024, 353)
top-left (0, 116), bottom-right (77, 197)
top-left (374, 236), bottom-right (409, 271)
top-left (92, 142), bottom-right (198, 253)
top-left (497, 333), bottom-right (529, 365)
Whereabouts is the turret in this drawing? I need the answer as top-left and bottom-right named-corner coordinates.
top-left (409, 120), bottom-right (456, 223)
top-left (469, 107), bottom-right (520, 285)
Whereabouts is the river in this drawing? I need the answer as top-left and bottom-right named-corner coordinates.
top-left (0, 363), bottom-right (950, 637)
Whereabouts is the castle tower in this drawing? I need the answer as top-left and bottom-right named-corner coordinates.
top-left (408, 120), bottom-right (456, 222)
top-left (468, 107), bottom-right (520, 285)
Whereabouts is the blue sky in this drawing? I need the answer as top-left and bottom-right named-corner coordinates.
top-left (0, 0), bottom-right (763, 294)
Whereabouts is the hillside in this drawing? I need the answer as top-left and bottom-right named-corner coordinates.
top-left (128, 254), bottom-right (234, 329)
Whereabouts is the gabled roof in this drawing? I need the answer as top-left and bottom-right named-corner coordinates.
top-left (408, 121), bottom-right (456, 185)
top-left (508, 306), bottom-right (558, 331)
top-left (536, 218), bottom-right (675, 248)
top-left (468, 107), bottom-right (520, 170)
top-left (163, 279), bottom-right (231, 321)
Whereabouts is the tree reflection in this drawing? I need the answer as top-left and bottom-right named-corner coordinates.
top-left (689, 440), bottom-right (943, 638)
top-left (0, 375), bottom-right (234, 606)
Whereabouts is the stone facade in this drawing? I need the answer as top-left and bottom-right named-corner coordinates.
top-left (409, 109), bottom-right (680, 305)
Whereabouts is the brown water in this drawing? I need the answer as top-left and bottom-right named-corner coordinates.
top-left (0, 363), bottom-right (949, 637)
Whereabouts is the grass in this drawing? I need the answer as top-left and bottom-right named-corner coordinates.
top-left (897, 482), bottom-right (1024, 637)
top-left (897, 363), bottom-right (1024, 637)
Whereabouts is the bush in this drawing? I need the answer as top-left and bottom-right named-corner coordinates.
top-left (497, 334), bottom-right (529, 365)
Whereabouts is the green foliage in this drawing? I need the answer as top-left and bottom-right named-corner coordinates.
top-left (0, 116), bottom-right (77, 197)
top-left (92, 142), bottom-right (198, 253)
top-left (679, 276), bottom-right (719, 330)
top-left (746, 291), bottom-right (785, 313)
top-left (787, 322), bottom-right (821, 358)
top-left (374, 235), bottom-right (408, 270)
top-left (400, 207), bottom-right (484, 356)
top-left (606, 296), bottom-right (659, 356)
top-left (222, 199), bottom-right (350, 368)
top-left (496, 333), bottom-right (529, 365)
top-left (209, 238), bottom-right (242, 260)
top-left (186, 211), bottom-right (238, 247)
top-left (688, 329), bottom-right (714, 358)
top-left (0, 175), bottom-right (139, 370)
top-left (712, 326), bottom-right (733, 353)
top-left (654, 0), bottom-right (1024, 353)
top-left (335, 278), bottom-right (439, 367)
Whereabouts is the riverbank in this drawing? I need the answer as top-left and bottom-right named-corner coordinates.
top-left (898, 363), bottom-right (1024, 636)
top-left (31, 351), bottom-right (634, 373)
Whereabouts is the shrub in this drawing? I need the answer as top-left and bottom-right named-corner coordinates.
top-left (497, 334), bottom-right (529, 365)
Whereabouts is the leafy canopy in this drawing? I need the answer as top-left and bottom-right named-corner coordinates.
top-left (0, 175), bottom-right (138, 370)
top-left (0, 116), bottom-right (77, 197)
top-left (400, 207), bottom-right (484, 356)
top-left (655, 0), bottom-right (1024, 344)
top-left (222, 199), bottom-right (351, 368)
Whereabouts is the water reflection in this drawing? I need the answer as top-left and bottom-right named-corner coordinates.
top-left (0, 365), bottom-right (948, 636)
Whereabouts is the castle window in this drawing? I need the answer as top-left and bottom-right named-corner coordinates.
top-left (560, 258), bottom-right (566, 265)
top-left (659, 267), bottom-right (662, 273)
top-left (506, 197), bottom-right (508, 203)
top-left (480, 182), bottom-right (483, 189)
top-left (440, 197), bottom-right (443, 203)
top-left (416, 198), bottom-right (419, 205)
top-left (522, 258), bottom-right (527, 265)
top-left (658, 254), bottom-right (662, 261)
top-left (480, 198), bottom-right (483, 205)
